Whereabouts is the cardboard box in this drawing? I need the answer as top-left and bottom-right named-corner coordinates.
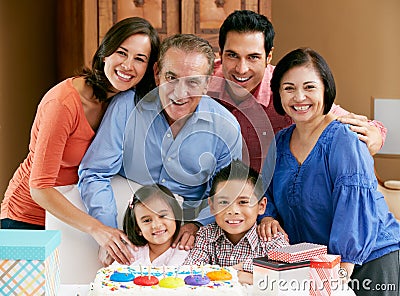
top-left (268, 243), bottom-right (327, 263)
top-left (253, 257), bottom-right (310, 296)
top-left (0, 230), bottom-right (61, 295)
top-left (310, 254), bottom-right (341, 296)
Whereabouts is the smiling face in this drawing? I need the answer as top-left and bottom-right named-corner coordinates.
top-left (103, 33), bottom-right (151, 94)
top-left (220, 31), bottom-right (269, 96)
top-left (279, 64), bottom-right (325, 124)
top-left (155, 48), bottom-right (210, 125)
top-left (209, 179), bottom-right (266, 245)
top-left (134, 196), bottom-right (177, 248)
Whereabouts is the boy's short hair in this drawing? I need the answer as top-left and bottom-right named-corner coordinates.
top-left (209, 159), bottom-right (264, 201)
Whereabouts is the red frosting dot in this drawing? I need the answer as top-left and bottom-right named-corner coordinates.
top-left (133, 275), bottom-right (159, 286)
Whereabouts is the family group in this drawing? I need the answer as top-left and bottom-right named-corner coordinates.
top-left (1, 10), bottom-right (399, 296)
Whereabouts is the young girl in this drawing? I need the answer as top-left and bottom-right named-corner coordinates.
top-left (123, 184), bottom-right (188, 266)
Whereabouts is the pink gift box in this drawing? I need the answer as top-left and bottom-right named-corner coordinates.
top-left (268, 243), bottom-right (327, 263)
top-left (309, 254), bottom-right (341, 296)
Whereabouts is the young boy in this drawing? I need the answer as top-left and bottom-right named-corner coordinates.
top-left (183, 159), bottom-right (288, 284)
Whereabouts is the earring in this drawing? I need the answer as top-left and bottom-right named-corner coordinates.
top-left (138, 231), bottom-right (142, 236)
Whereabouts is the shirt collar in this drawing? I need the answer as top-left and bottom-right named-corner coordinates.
top-left (212, 223), bottom-right (259, 251)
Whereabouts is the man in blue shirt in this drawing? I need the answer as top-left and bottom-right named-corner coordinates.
top-left (78, 34), bottom-right (242, 266)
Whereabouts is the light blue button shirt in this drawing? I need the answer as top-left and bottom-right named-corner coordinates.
top-left (78, 89), bottom-right (242, 228)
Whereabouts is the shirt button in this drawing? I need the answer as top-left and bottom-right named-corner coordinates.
top-left (167, 133), bottom-right (171, 138)
top-left (161, 179), bottom-right (166, 183)
top-left (167, 157), bottom-right (172, 161)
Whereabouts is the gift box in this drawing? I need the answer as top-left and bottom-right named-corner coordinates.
top-left (253, 257), bottom-right (310, 296)
top-left (268, 243), bottom-right (327, 263)
top-left (0, 230), bottom-right (61, 295)
top-left (309, 254), bottom-right (341, 296)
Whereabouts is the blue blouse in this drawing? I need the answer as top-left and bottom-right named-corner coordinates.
top-left (260, 120), bottom-right (400, 264)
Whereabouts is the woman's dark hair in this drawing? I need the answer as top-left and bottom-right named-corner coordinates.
top-left (271, 47), bottom-right (336, 116)
top-left (123, 184), bottom-right (182, 247)
top-left (81, 17), bottom-right (160, 103)
top-left (219, 10), bottom-right (274, 57)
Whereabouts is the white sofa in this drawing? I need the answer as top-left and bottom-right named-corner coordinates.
top-left (46, 175), bottom-right (142, 284)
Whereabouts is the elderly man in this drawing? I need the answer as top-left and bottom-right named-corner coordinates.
top-left (78, 34), bottom-right (242, 266)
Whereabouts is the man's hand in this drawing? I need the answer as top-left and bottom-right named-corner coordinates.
top-left (91, 223), bottom-right (137, 266)
top-left (257, 216), bottom-right (288, 242)
top-left (171, 222), bottom-right (200, 250)
top-left (337, 113), bottom-right (383, 155)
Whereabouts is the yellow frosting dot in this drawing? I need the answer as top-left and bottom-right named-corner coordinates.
top-left (159, 277), bottom-right (185, 289)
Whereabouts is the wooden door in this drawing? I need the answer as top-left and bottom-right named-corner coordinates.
top-left (56, 0), bottom-right (271, 80)
top-left (99, 0), bottom-right (271, 52)
top-left (98, 0), bottom-right (180, 42)
top-left (182, 0), bottom-right (272, 52)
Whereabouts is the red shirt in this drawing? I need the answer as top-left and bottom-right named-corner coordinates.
top-left (210, 61), bottom-right (291, 172)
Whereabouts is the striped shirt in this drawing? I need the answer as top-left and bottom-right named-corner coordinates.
top-left (183, 222), bottom-right (288, 272)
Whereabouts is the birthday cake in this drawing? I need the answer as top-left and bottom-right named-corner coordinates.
top-left (91, 264), bottom-right (248, 295)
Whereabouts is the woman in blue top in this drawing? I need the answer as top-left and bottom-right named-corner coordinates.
top-left (258, 48), bottom-right (400, 295)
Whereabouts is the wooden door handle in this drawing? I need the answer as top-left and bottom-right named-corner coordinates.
top-left (133, 0), bottom-right (144, 7)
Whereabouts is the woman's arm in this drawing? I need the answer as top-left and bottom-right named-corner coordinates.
top-left (328, 125), bottom-right (382, 264)
top-left (31, 187), bottom-right (134, 265)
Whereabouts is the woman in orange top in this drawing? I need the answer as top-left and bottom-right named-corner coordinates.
top-left (1, 17), bottom-right (160, 265)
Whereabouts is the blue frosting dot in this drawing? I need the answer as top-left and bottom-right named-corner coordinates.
top-left (110, 271), bottom-right (135, 282)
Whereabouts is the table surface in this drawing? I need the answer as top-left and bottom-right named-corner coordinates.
top-left (58, 283), bottom-right (355, 296)
top-left (59, 285), bottom-right (90, 296)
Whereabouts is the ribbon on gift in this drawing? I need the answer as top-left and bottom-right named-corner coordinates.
top-left (310, 255), bottom-right (341, 269)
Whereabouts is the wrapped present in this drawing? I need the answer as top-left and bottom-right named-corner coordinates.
top-left (0, 230), bottom-right (61, 295)
top-left (268, 243), bottom-right (327, 263)
top-left (310, 254), bottom-right (341, 296)
top-left (253, 257), bottom-right (310, 296)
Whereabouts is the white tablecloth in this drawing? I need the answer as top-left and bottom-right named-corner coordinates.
top-left (58, 285), bottom-right (90, 296)
top-left (58, 284), bottom-right (355, 296)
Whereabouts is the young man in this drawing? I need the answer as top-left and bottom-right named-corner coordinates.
top-left (78, 34), bottom-right (242, 266)
top-left (210, 10), bottom-right (386, 172)
top-left (183, 160), bottom-right (288, 284)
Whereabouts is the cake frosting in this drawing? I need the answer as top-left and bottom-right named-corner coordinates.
top-left (91, 264), bottom-right (248, 295)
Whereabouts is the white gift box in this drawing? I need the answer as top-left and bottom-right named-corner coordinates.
top-left (253, 257), bottom-right (310, 296)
